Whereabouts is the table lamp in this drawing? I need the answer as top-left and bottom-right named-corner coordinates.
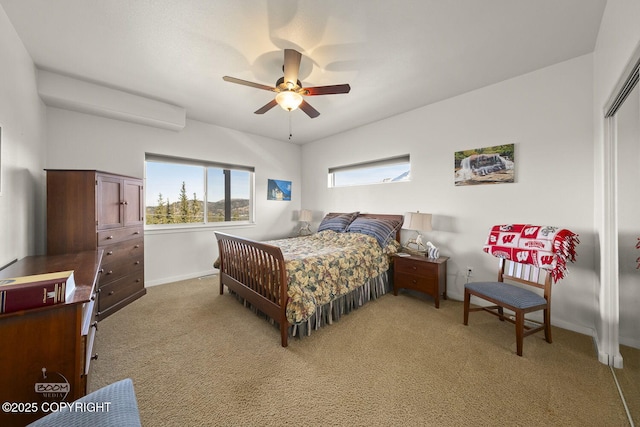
top-left (402, 212), bottom-right (438, 257)
top-left (298, 209), bottom-right (313, 236)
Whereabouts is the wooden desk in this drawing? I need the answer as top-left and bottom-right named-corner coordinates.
top-left (0, 250), bottom-right (102, 426)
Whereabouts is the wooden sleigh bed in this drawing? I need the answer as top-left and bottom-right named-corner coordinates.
top-left (215, 213), bottom-right (403, 346)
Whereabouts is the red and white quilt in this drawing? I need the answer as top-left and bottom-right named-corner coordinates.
top-left (483, 224), bottom-right (579, 282)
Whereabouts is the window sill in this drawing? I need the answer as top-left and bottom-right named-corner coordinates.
top-left (144, 222), bottom-right (256, 235)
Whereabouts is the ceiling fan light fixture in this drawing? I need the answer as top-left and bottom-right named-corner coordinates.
top-left (276, 90), bottom-right (303, 111)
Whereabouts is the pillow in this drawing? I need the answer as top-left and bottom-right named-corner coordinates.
top-left (346, 217), bottom-right (402, 247)
top-left (317, 212), bottom-right (359, 233)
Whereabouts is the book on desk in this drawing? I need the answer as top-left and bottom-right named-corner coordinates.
top-left (0, 270), bottom-right (75, 314)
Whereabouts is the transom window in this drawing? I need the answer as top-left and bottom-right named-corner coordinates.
top-left (328, 155), bottom-right (410, 187)
top-left (145, 154), bottom-right (254, 227)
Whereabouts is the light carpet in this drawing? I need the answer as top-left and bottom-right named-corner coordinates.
top-left (89, 276), bottom-right (633, 426)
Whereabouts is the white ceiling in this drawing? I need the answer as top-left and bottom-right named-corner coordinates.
top-left (1, 0), bottom-right (606, 144)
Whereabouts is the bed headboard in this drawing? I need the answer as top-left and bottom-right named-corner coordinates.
top-left (324, 212), bottom-right (405, 242)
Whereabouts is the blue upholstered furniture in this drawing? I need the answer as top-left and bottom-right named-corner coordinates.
top-left (463, 259), bottom-right (553, 356)
top-left (28, 378), bottom-right (141, 427)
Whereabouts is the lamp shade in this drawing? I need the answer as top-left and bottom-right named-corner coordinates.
top-left (276, 91), bottom-right (303, 111)
top-left (402, 212), bottom-right (432, 232)
top-left (299, 209), bottom-right (312, 222)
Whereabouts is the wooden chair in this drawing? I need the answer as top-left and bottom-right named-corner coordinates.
top-left (463, 258), bottom-right (552, 356)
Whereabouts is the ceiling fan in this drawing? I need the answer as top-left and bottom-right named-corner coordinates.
top-left (223, 49), bottom-right (351, 118)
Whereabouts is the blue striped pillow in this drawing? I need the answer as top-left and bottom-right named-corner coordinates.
top-left (346, 217), bottom-right (402, 247)
top-left (317, 212), bottom-right (359, 233)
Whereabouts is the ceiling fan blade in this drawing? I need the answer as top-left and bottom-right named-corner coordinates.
top-left (283, 49), bottom-right (302, 87)
top-left (303, 84), bottom-right (351, 96)
top-left (223, 76), bottom-right (276, 92)
top-left (254, 99), bottom-right (278, 114)
top-left (299, 100), bottom-right (320, 118)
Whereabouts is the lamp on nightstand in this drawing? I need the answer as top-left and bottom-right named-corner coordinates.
top-left (298, 209), bottom-right (313, 236)
top-left (403, 211), bottom-right (439, 258)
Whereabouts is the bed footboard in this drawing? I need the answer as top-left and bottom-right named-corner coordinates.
top-left (214, 232), bottom-right (290, 347)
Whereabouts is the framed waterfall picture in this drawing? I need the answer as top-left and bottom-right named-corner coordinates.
top-left (454, 144), bottom-right (515, 186)
top-left (267, 179), bottom-right (291, 201)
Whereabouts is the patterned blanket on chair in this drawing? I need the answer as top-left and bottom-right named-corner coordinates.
top-left (483, 224), bottom-right (579, 282)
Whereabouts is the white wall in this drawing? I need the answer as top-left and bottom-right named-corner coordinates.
top-left (593, 0), bottom-right (640, 364)
top-left (45, 108), bottom-right (301, 285)
top-left (302, 54), bottom-right (596, 336)
top-left (0, 7), bottom-right (47, 267)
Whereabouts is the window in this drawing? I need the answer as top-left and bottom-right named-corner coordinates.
top-left (328, 155), bottom-right (410, 187)
top-left (145, 154), bottom-right (253, 227)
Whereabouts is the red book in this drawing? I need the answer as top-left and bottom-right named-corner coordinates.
top-left (0, 270), bottom-right (75, 314)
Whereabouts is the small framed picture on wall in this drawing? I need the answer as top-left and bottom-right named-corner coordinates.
top-left (267, 179), bottom-right (291, 201)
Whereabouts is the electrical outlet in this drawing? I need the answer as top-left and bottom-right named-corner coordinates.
top-left (466, 267), bottom-right (473, 277)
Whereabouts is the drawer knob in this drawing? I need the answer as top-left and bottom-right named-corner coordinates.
top-left (134, 231), bottom-right (140, 235)
top-left (106, 270), bottom-right (113, 275)
top-left (108, 291), bottom-right (115, 296)
top-left (412, 266), bottom-right (417, 270)
top-left (91, 354), bottom-right (99, 361)
top-left (107, 235), bottom-right (113, 240)
top-left (107, 251), bottom-right (113, 255)
top-left (135, 261), bottom-right (140, 265)
top-left (134, 245), bottom-right (140, 248)
top-left (136, 279), bottom-right (141, 283)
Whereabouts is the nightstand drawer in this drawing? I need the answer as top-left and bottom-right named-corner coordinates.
top-left (395, 258), bottom-right (437, 277)
top-left (395, 272), bottom-right (437, 293)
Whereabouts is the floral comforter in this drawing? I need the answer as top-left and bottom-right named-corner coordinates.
top-left (265, 230), bottom-right (399, 324)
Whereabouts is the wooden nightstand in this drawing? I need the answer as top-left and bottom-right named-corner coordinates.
top-left (393, 254), bottom-right (449, 308)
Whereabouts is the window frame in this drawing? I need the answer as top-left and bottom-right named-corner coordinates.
top-left (328, 154), bottom-right (411, 188)
top-left (144, 153), bottom-right (255, 230)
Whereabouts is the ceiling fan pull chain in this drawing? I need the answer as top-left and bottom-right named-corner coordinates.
top-left (289, 112), bottom-right (293, 140)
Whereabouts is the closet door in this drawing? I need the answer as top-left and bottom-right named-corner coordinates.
top-left (616, 84), bottom-right (640, 350)
top-left (613, 76), bottom-right (640, 426)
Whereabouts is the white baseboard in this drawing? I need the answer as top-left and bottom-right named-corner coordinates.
top-left (145, 269), bottom-right (218, 287)
top-left (619, 335), bottom-right (640, 350)
top-left (550, 318), bottom-right (595, 338)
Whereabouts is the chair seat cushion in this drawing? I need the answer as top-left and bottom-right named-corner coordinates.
top-left (28, 378), bottom-right (141, 427)
top-left (465, 281), bottom-right (546, 309)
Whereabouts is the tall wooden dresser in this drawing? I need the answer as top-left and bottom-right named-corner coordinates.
top-left (46, 170), bottom-right (146, 320)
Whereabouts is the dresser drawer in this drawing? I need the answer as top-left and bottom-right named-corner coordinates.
top-left (83, 313), bottom-right (99, 375)
top-left (100, 238), bottom-right (143, 266)
top-left (98, 274), bottom-right (144, 313)
top-left (395, 257), bottom-right (437, 277)
top-left (97, 226), bottom-right (143, 246)
top-left (99, 259), bottom-right (144, 287)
